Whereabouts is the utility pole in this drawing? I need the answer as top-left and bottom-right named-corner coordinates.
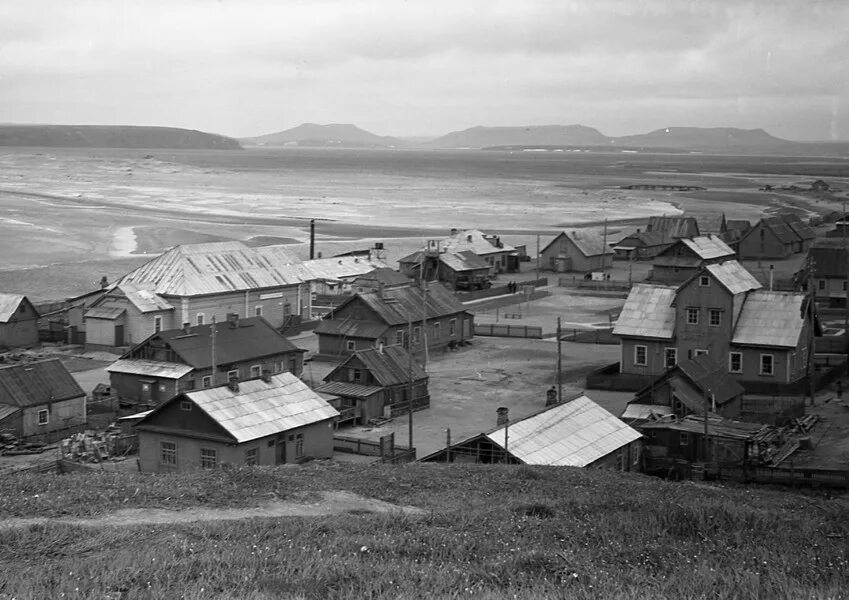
top-left (703, 387), bottom-right (710, 463)
top-left (556, 317), bottom-right (563, 404)
top-left (536, 234), bottom-right (540, 281)
top-left (843, 201), bottom-right (849, 355)
top-left (210, 315), bottom-right (217, 386)
top-left (407, 309), bottom-right (414, 453)
top-left (421, 282), bottom-right (429, 369)
top-left (807, 255), bottom-right (816, 406)
top-left (602, 217), bottom-right (608, 274)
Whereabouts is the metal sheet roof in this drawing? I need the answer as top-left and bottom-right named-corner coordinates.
top-left (347, 283), bottom-right (467, 327)
top-left (117, 409), bottom-right (153, 421)
top-left (646, 216), bottom-right (699, 239)
top-left (313, 319), bottom-right (388, 339)
top-left (621, 403), bottom-right (673, 421)
top-left (107, 359), bottom-right (193, 379)
top-left (732, 291), bottom-right (807, 348)
top-left (314, 381), bottom-right (384, 398)
top-left (760, 217), bottom-right (800, 245)
top-left (120, 241), bottom-right (307, 297)
top-left (84, 305), bottom-right (126, 320)
top-left (0, 294), bottom-right (28, 323)
top-left (640, 415), bottom-right (766, 441)
top-left (439, 251), bottom-right (490, 272)
top-left (439, 229), bottom-right (515, 256)
top-left (704, 260), bottom-right (762, 295)
top-left (297, 256), bottom-right (387, 282)
top-left (780, 214), bottom-right (816, 241)
top-left (326, 346), bottom-right (427, 387)
top-left (680, 235), bottom-right (734, 260)
top-left (484, 395), bottom-right (641, 467)
top-left (117, 283), bottom-right (174, 313)
top-left (612, 284), bottom-right (677, 339)
top-left (180, 372), bottom-right (339, 443)
top-left (0, 359), bottom-right (85, 408)
top-left (0, 403), bottom-right (20, 422)
top-left (563, 230), bottom-right (615, 257)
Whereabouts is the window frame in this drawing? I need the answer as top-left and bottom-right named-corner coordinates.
top-left (699, 275), bottom-right (710, 287)
top-left (449, 318), bottom-right (457, 336)
top-left (196, 313), bottom-right (205, 326)
top-left (180, 399), bottom-right (193, 411)
top-left (433, 321), bottom-right (441, 339)
top-left (760, 354), bottom-right (775, 376)
top-left (154, 315), bottom-right (162, 333)
top-left (37, 408), bottom-right (49, 426)
top-left (294, 433), bottom-right (304, 459)
top-left (245, 447), bottom-right (258, 466)
top-left (729, 352), bottom-right (743, 374)
top-left (693, 349), bottom-right (709, 357)
top-left (226, 369), bottom-right (239, 382)
top-left (160, 441), bottom-right (177, 466)
top-left (250, 364), bottom-right (261, 378)
top-left (680, 432), bottom-right (689, 446)
top-left (255, 305), bottom-right (263, 317)
top-left (346, 340), bottom-right (356, 351)
top-left (201, 375), bottom-right (212, 388)
top-left (686, 307), bottom-right (699, 325)
top-left (664, 347), bottom-right (677, 369)
top-left (634, 345), bottom-right (648, 366)
top-left (200, 447), bottom-right (218, 469)
top-left (708, 309), bottom-right (722, 327)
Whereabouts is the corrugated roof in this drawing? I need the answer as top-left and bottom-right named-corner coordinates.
top-left (732, 291), bottom-right (807, 348)
top-left (640, 415), bottom-right (765, 441)
top-left (0, 359), bottom-right (85, 408)
top-left (676, 355), bottom-right (744, 406)
top-left (313, 319), bottom-right (388, 339)
top-left (313, 381), bottom-right (384, 398)
top-left (484, 395), bottom-right (641, 467)
top-left (646, 216), bottom-right (700, 239)
top-left (679, 235), bottom-right (734, 260)
top-left (107, 358), bottom-right (194, 379)
top-left (351, 268), bottom-right (413, 288)
top-left (124, 317), bottom-right (303, 369)
top-left (439, 251), bottom-right (490, 272)
top-left (84, 305), bottom-right (126, 320)
top-left (612, 284), bottom-right (677, 339)
top-left (564, 230), bottom-right (614, 257)
top-left (177, 372), bottom-right (339, 443)
top-left (703, 260), bottom-right (762, 295)
top-left (0, 403), bottom-right (20, 422)
top-left (621, 403), bottom-right (673, 421)
top-left (616, 230), bottom-right (668, 248)
top-left (780, 214), bottom-right (816, 241)
top-left (117, 282), bottom-right (174, 313)
top-left (120, 241), bottom-right (307, 297)
top-left (357, 284), bottom-right (467, 326)
top-left (328, 346), bottom-right (427, 387)
top-left (0, 294), bottom-right (29, 323)
top-left (297, 256), bottom-right (388, 282)
top-left (761, 217), bottom-right (800, 245)
top-left (439, 229), bottom-right (515, 256)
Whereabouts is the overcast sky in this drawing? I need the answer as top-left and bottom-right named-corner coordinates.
top-left (1, 0), bottom-right (847, 140)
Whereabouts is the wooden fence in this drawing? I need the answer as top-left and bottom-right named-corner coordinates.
top-left (333, 434), bottom-right (416, 463)
top-left (473, 324), bottom-right (543, 339)
top-left (585, 362), bottom-right (653, 392)
top-left (456, 277), bottom-right (548, 302)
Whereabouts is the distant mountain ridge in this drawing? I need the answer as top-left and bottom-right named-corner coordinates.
top-left (0, 125), bottom-right (241, 150)
top-left (241, 123), bottom-right (401, 147)
top-left (430, 124), bottom-right (609, 148)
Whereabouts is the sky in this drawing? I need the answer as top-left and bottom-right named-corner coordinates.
top-left (1, 0), bottom-right (847, 140)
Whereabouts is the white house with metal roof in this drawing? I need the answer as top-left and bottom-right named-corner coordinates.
top-left (539, 230), bottom-right (614, 273)
top-left (0, 293), bottom-right (39, 349)
top-left (135, 372), bottom-right (339, 472)
top-left (437, 229), bottom-right (519, 275)
top-left (613, 260), bottom-right (812, 388)
top-left (419, 394), bottom-right (642, 470)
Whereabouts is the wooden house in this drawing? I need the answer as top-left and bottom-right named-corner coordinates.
top-left (650, 235), bottom-right (735, 283)
top-left (645, 216), bottom-right (700, 241)
top-left (135, 372), bottom-right (339, 473)
top-left (628, 354), bottom-right (745, 420)
top-left (614, 260), bottom-right (812, 392)
top-left (434, 229), bottom-right (519, 275)
top-left (314, 283), bottom-right (473, 359)
top-left (0, 359), bottom-right (86, 442)
top-left (612, 230), bottom-right (670, 260)
top-left (398, 249), bottom-right (491, 290)
top-left (690, 213), bottom-right (728, 237)
top-left (0, 294), bottom-right (39, 349)
top-left (314, 346), bottom-right (429, 425)
top-left (737, 215), bottom-right (815, 259)
top-left (419, 395), bottom-right (642, 470)
top-left (539, 230), bottom-right (614, 273)
top-left (809, 246), bottom-right (849, 307)
top-left (639, 415), bottom-right (765, 467)
top-left (107, 315), bottom-right (305, 407)
top-left (349, 269), bottom-right (413, 294)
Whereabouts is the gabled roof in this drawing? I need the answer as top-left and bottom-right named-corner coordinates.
top-left (612, 284), bottom-right (677, 339)
top-left (439, 229), bottom-right (515, 256)
top-left (482, 395), bottom-right (641, 466)
top-left (810, 246), bottom-right (849, 278)
top-left (726, 219), bottom-right (752, 232)
top-left (116, 283), bottom-right (174, 313)
top-left (621, 403), bottom-right (674, 422)
top-left (440, 250), bottom-right (491, 272)
top-left (298, 255), bottom-right (388, 282)
top-left (779, 214), bottom-right (816, 241)
top-left (732, 291), bottom-right (808, 348)
top-left (759, 217), bottom-right (801, 245)
top-left (0, 294), bottom-right (35, 323)
top-left (702, 260), bottom-right (762, 295)
top-left (327, 346), bottom-right (427, 387)
top-left (138, 372), bottom-right (339, 444)
top-left (328, 284), bottom-right (467, 328)
top-left (634, 355), bottom-right (743, 410)
top-left (84, 305), bottom-right (126, 320)
top-left (640, 415), bottom-right (765, 441)
top-left (615, 230), bottom-right (668, 248)
top-left (124, 317), bottom-right (303, 369)
top-left (679, 235), bottom-right (735, 260)
top-left (646, 216), bottom-right (700, 240)
top-left (542, 230), bottom-right (614, 258)
top-left (690, 213), bottom-right (726, 235)
top-left (107, 358), bottom-right (194, 379)
top-left (313, 319), bottom-right (388, 339)
top-left (0, 359), bottom-right (85, 408)
top-left (119, 241), bottom-right (306, 297)
top-left (351, 268), bottom-right (413, 288)
top-left (313, 381), bottom-right (384, 398)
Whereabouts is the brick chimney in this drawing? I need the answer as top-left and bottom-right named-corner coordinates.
top-left (496, 407), bottom-right (509, 427)
top-left (228, 375), bottom-right (239, 392)
top-left (261, 369), bottom-right (272, 383)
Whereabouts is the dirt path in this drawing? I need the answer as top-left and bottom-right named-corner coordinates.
top-left (0, 491), bottom-right (425, 530)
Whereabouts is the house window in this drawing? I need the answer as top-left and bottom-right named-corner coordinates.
top-left (395, 330), bottom-right (404, 345)
top-left (634, 345), bottom-right (648, 366)
top-left (180, 400), bottom-right (192, 411)
top-left (819, 280), bottom-right (826, 291)
top-left (250, 365), bottom-right (261, 378)
top-left (349, 368), bottom-right (362, 383)
top-left (255, 305), bottom-right (263, 317)
top-left (154, 315), bottom-right (162, 333)
top-left (413, 326), bottom-right (421, 344)
top-left (729, 352), bottom-right (742, 373)
top-left (201, 376), bottom-right (212, 388)
top-left (449, 318), bottom-right (456, 336)
top-left (245, 448), bottom-right (258, 466)
top-left (196, 313), bottom-right (205, 326)
top-left (843, 281), bottom-right (847, 292)
top-left (686, 308), bottom-right (699, 325)
top-left (289, 356), bottom-right (298, 373)
top-left (346, 340), bottom-right (356, 351)
top-left (760, 354), bottom-right (774, 376)
top-left (680, 433), bottom-right (689, 446)
top-left (294, 433), bottom-right (304, 458)
top-left (699, 275), bottom-right (710, 287)
top-left (37, 409), bottom-right (49, 425)
top-left (708, 309), bottom-right (722, 327)
top-left (227, 369), bottom-right (239, 381)
top-left (200, 448), bottom-right (217, 469)
top-left (664, 347), bottom-right (677, 369)
top-left (184, 379), bottom-right (196, 391)
top-left (160, 441), bottom-right (177, 465)
top-left (693, 349), bottom-right (709, 357)
top-left (433, 322), bottom-right (441, 339)
top-left (267, 439), bottom-right (275, 447)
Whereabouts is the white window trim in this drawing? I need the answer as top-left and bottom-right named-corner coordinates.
top-left (686, 307), bottom-right (699, 325)
top-left (693, 349), bottom-right (709, 357)
top-left (255, 305), bottom-right (263, 317)
top-left (154, 315), bottom-right (163, 332)
top-left (250, 364), bottom-right (261, 378)
top-left (196, 313), bottom-right (205, 326)
top-left (729, 352), bottom-right (743, 374)
top-left (634, 345), bottom-right (648, 366)
top-left (346, 340), bottom-right (356, 351)
top-left (760, 354), bottom-right (775, 376)
top-left (37, 408), bottom-right (49, 426)
top-left (449, 318), bottom-right (457, 336)
top-left (664, 347), bottom-right (677, 368)
top-left (708, 309), bottom-right (722, 327)
top-left (699, 276), bottom-right (710, 287)
top-left (227, 369), bottom-right (239, 381)
top-left (201, 375), bottom-right (212, 388)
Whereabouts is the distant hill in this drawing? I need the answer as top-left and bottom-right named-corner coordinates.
top-left (611, 127), bottom-right (787, 151)
top-left (242, 123), bottom-right (401, 147)
top-left (0, 124), bottom-right (242, 150)
top-left (429, 124), bottom-right (609, 149)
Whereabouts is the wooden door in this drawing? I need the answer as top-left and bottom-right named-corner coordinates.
top-left (114, 324), bottom-right (124, 346)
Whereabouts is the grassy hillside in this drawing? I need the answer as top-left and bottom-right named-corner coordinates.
top-left (0, 124), bottom-right (242, 150)
top-left (0, 463), bottom-right (847, 599)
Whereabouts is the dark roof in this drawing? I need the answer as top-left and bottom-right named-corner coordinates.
top-left (810, 246), bottom-right (848, 278)
top-left (326, 346), bottom-right (427, 387)
top-left (726, 219), bottom-right (751, 232)
top-left (689, 213), bottom-right (726, 235)
top-left (634, 355), bottom-right (744, 409)
top-left (761, 217), bottom-right (801, 245)
top-left (645, 216), bottom-right (700, 240)
top-left (616, 230), bottom-right (668, 248)
top-left (351, 268), bottom-right (412, 288)
top-left (0, 359), bottom-right (85, 408)
top-left (640, 415), bottom-right (766, 441)
top-left (779, 213), bottom-right (816, 241)
top-left (313, 319), bottom-right (388, 339)
top-left (126, 317), bottom-right (303, 369)
top-left (328, 284), bottom-right (467, 328)
top-left (398, 250), bottom-right (490, 273)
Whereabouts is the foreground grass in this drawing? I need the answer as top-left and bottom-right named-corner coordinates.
top-left (1, 463), bottom-right (848, 599)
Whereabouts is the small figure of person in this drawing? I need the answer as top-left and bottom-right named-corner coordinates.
top-left (837, 380), bottom-right (843, 401)
top-left (546, 385), bottom-right (558, 407)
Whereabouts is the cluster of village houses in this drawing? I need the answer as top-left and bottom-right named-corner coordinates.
top-left (0, 209), bottom-right (846, 483)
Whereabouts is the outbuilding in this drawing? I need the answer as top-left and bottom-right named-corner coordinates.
top-left (0, 294), bottom-right (39, 349)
